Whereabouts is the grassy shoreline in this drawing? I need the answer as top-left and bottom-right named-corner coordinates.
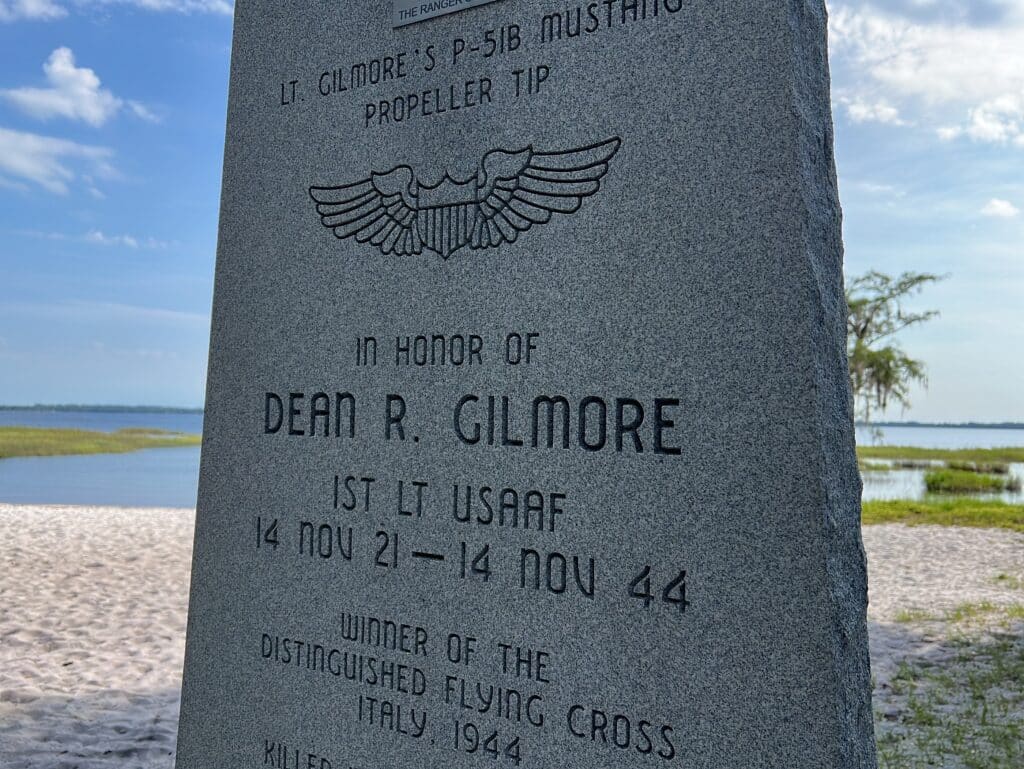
top-left (858, 446), bottom-right (1024, 463)
top-left (924, 469), bottom-right (1021, 494)
top-left (862, 499), bottom-right (1024, 533)
top-left (0, 427), bottom-right (201, 460)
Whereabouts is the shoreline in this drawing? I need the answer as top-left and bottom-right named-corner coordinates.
top-left (0, 501), bottom-right (198, 513)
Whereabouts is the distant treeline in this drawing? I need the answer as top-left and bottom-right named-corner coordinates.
top-left (860, 421), bottom-right (1024, 430)
top-left (0, 404), bottom-right (204, 414)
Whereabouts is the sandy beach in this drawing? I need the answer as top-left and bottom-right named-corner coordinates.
top-left (0, 505), bottom-right (194, 768)
top-left (1, 503), bottom-right (1022, 767)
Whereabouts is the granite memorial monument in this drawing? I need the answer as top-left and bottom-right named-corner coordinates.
top-left (176, 1), bottom-right (877, 767)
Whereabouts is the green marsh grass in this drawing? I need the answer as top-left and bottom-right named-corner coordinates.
top-left (874, 612), bottom-right (1024, 769)
top-left (892, 459), bottom-right (937, 470)
top-left (924, 469), bottom-right (1019, 494)
top-left (947, 460), bottom-right (1011, 475)
top-left (0, 426), bottom-right (201, 460)
top-left (861, 499), bottom-right (1024, 533)
top-left (859, 460), bottom-right (893, 472)
top-left (858, 446), bottom-right (1024, 463)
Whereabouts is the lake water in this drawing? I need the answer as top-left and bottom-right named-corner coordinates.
top-left (860, 462), bottom-right (1024, 503)
top-left (855, 425), bottom-right (1024, 503)
top-left (0, 448), bottom-right (201, 508)
top-left (1, 412), bottom-right (1022, 508)
top-left (856, 425), bottom-right (1024, 449)
top-left (0, 409), bottom-right (203, 434)
top-left (0, 410), bottom-right (202, 508)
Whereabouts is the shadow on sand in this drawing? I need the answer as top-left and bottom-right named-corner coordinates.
top-left (0, 687), bottom-right (180, 769)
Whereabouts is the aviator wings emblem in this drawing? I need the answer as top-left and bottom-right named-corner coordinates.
top-left (309, 137), bottom-right (621, 259)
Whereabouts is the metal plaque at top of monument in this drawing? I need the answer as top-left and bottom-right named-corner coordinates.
top-left (176, 2), bottom-right (877, 768)
top-left (394, 0), bottom-right (504, 28)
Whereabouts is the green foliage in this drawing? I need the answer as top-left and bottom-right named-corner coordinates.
top-left (947, 460), bottom-right (1011, 475)
top-left (894, 609), bottom-right (936, 624)
top-left (858, 446), bottom-right (1024, 463)
top-left (946, 602), bottom-right (1001, 624)
top-left (925, 469), bottom-right (1019, 494)
top-left (846, 271), bottom-right (943, 426)
top-left (893, 602), bottom-right (1024, 624)
top-left (892, 459), bottom-right (936, 470)
top-left (0, 427), bottom-right (201, 460)
top-left (861, 499), bottom-right (1024, 532)
top-left (875, 629), bottom-right (1024, 769)
top-left (858, 460), bottom-right (893, 472)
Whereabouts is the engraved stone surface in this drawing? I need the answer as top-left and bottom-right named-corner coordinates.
top-left (176, 2), bottom-right (877, 767)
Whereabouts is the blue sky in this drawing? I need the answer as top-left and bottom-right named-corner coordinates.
top-left (0, 1), bottom-right (1021, 421)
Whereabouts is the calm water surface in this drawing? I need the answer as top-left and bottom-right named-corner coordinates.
top-left (0, 409), bottom-right (203, 433)
top-left (1, 412), bottom-right (1021, 508)
top-left (856, 425), bottom-right (1024, 503)
top-left (856, 425), bottom-right (1024, 449)
top-left (0, 448), bottom-right (200, 508)
top-left (861, 462), bottom-right (1024, 503)
top-left (0, 410), bottom-right (202, 508)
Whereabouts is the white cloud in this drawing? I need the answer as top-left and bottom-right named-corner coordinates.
top-left (127, 100), bottom-right (159, 122)
top-left (63, 300), bottom-right (208, 326)
top-left (86, 230), bottom-right (139, 247)
top-left (962, 97), bottom-right (1024, 145)
top-left (830, 4), bottom-right (1024, 103)
top-left (844, 98), bottom-right (907, 125)
top-left (84, 229), bottom-right (168, 248)
top-left (0, 175), bottom-right (30, 192)
top-left (0, 126), bottom-right (114, 194)
top-left (830, 2), bottom-right (1024, 146)
top-left (980, 198), bottom-right (1021, 218)
top-left (95, 0), bottom-right (233, 11)
top-left (856, 182), bottom-right (905, 196)
top-left (3, 48), bottom-right (130, 127)
top-left (18, 228), bottom-right (170, 247)
top-left (0, 0), bottom-right (65, 21)
top-left (86, 182), bottom-right (106, 199)
top-left (1, 0), bottom-right (232, 19)
top-left (1, 300), bottom-right (209, 334)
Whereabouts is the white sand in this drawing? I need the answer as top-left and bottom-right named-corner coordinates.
top-left (1, 507), bottom-right (1021, 766)
top-left (863, 525), bottom-right (1024, 689)
top-left (863, 524), bottom-right (1024, 623)
top-left (0, 504), bottom-right (194, 768)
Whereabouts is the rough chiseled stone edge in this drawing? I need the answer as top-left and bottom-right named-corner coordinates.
top-left (787, 1), bottom-right (878, 766)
